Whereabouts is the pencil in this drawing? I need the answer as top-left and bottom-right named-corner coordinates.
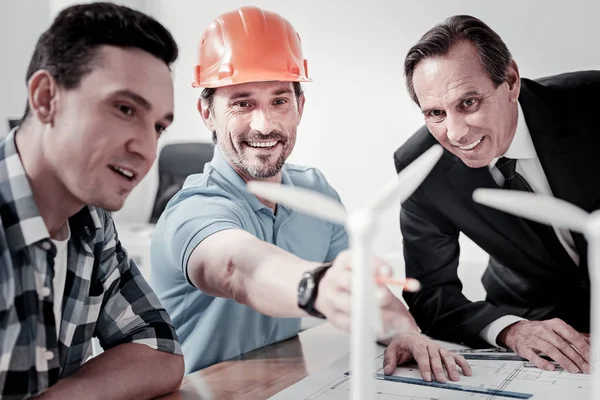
top-left (376, 277), bottom-right (421, 292)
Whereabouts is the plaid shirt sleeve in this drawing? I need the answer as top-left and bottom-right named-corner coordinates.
top-left (93, 210), bottom-right (182, 356)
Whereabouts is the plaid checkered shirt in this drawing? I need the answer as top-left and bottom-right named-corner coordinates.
top-left (0, 129), bottom-right (182, 399)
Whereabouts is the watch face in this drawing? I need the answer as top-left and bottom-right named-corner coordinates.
top-left (298, 274), bottom-right (313, 306)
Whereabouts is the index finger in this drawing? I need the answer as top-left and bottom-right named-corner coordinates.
top-left (383, 345), bottom-right (399, 375)
top-left (374, 259), bottom-right (392, 277)
top-left (383, 340), bottom-right (413, 375)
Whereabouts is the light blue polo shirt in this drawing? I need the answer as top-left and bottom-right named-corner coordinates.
top-left (150, 146), bottom-right (348, 374)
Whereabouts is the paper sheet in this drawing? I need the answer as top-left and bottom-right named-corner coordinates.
top-left (270, 346), bottom-right (590, 399)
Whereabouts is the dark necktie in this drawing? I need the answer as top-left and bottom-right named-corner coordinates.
top-left (495, 157), bottom-right (571, 263)
top-left (496, 157), bottom-right (533, 193)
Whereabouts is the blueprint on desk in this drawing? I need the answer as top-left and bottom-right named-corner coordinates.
top-left (270, 347), bottom-right (590, 399)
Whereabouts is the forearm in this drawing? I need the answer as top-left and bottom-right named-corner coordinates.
top-left (190, 230), bottom-right (320, 317)
top-left (35, 343), bottom-right (183, 400)
top-left (231, 236), bottom-right (321, 317)
top-left (406, 287), bottom-right (508, 344)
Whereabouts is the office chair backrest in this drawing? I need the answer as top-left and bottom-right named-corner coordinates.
top-left (7, 119), bottom-right (19, 130)
top-left (150, 142), bottom-right (214, 223)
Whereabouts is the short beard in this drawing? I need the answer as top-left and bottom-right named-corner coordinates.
top-left (229, 130), bottom-right (290, 179)
top-left (235, 153), bottom-right (286, 179)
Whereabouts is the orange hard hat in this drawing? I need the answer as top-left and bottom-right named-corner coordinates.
top-left (193, 6), bottom-right (311, 88)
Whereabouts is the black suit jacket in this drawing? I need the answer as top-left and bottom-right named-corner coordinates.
top-left (394, 71), bottom-right (600, 346)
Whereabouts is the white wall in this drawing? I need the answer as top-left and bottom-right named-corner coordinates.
top-left (0, 1), bottom-right (50, 135)
top-left (140, 0), bottom-right (599, 274)
top-left (0, 1), bottom-right (147, 138)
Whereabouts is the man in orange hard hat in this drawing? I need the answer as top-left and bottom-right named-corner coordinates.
top-left (150, 6), bottom-right (471, 382)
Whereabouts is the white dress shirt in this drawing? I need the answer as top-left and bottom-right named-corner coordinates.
top-left (479, 101), bottom-right (579, 346)
top-left (52, 225), bottom-right (71, 336)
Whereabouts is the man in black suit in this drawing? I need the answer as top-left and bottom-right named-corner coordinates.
top-left (382, 15), bottom-right (599, 376)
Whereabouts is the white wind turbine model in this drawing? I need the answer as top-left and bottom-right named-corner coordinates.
top-left (472, 188), bottom-right (600, 400)
top-left (247, 144), bottom-right (444, 400)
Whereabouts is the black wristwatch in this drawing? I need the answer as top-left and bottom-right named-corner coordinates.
top-left (297, 262), bottom-right (332, 319)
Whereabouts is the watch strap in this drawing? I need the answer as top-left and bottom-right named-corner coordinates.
top-left (300, 262), bottom-right (333, 319)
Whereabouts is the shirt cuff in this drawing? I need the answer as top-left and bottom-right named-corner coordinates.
top-left (479, 315), bottom-right (526, 347)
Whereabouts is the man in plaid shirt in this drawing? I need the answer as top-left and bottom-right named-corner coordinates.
top-left (0, 3), bottom-right (183, 399)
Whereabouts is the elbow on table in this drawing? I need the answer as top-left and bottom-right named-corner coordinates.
top-left (159, 353), bottom-right (185, 396)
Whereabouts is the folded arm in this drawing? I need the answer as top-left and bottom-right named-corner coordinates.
top-left (34, 343), bottom-right (183, 400)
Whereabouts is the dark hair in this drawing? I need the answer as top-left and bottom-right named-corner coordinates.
top-left (201, 82), bottom-right (304, 144)
top-left (404, 15), bottom-right (512, 105)
top-left (20, 2), bottom-right (178, 122)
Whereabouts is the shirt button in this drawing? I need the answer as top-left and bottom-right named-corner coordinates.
top-left (40, 287), bottom-right (51, 297)
top-left (45, 351), bottom-right (54, 361)
top-left (41, 241), bottom-right (51, 251)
